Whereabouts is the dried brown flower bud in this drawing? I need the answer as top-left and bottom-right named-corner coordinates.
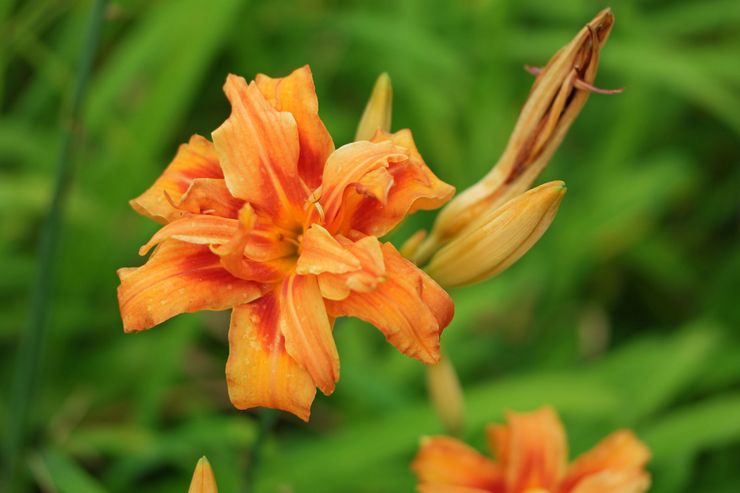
top-left (414, 9), bottom-right (615, 265)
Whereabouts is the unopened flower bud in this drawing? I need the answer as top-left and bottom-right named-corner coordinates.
top-left (355, 72), bottom-right (393, 141)
top-left (188, 457), bottom-right (218, 493)
top-left (414, 9), bottom-right (614, 264)
top-left (425, 181), bottom-right (566, 288)
top-left (400, 229), bottom-right (427, 259)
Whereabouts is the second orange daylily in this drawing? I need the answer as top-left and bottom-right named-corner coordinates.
top-left (117, 66), bottom-right (455, 420)
top-left (413, 407), bottom-right (651, 493)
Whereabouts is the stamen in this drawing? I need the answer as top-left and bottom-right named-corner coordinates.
top-left (524, 65), bottom-right (624, 94)
top-left (163, 190), bottom-right (179, 209)
top-left (312, 200), bottom-right (325, 222)
top-left (524, 64), bottom-right (543, 76)
top-left (573, 78), bottom-right (624, 94)
top-left (285, 236), bottom-right (302, 248)
top-left (304, 188), bottom-right (326, 224)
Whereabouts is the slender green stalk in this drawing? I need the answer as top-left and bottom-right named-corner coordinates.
top-left (1, 1), bottom-right (107, 490)
top-left (0, 0), bottom-right (19, 106)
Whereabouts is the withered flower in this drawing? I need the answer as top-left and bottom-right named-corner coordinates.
top-left (412, 9), bottom-right (618, 278)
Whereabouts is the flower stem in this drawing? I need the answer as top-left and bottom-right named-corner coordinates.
top-left (1, 1), bottom-right (107, 490)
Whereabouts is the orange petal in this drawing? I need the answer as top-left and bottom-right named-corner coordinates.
top-left (296, 224), bottom-right (360, 275)
top-left (352, 165), bottom-right (394, 205)
top-left (316, 140), bottom-right (408, 231)
top-left (315, 234), bottom-right (385, 300)
top-left (130, 135), bottom-right (223, 224)
top-left (117, 241), bottom-right (262, 333)
top-left (350, 129), bottom-right (455, 237)
top-left (412, 436), bottom-right (505, 493)
top-left (369, 128), bottom-right (454, 215)
top-left (566, 471), bottom-right (650, 493)
top-left (560, 430), bottom-right (651, 493)
top-left (325, 242), bottom-right (453, 364)
top-left (138, 215), bottom-right (240, 255)
top-left (188, 457), bottom-right (218, 493)
top-left (212, 74), bottom-right (306, 227)
top-left (279, 274), bottom-right (339, 395)
top-left (226, 293), bottom-right (316, 421)
top-left (219, 256), bottom-right (292, 284)
top-left (177, 178), bottom-right (244, 219)
top-left (339, 235), bottom-right (385, 293)
top-left (321, 131), bottom-right (455, 237)
top-left (419, 486), bottom-right (496, 493)
top-left (486, 407), bottom-right (568, 493)
top-left (295, 226), bottom-right (385, 300)
top-left (256, 65), bottom-right (334, 189)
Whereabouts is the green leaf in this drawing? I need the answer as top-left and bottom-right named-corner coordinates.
top-left (38, 449), bottom-right (108, 493)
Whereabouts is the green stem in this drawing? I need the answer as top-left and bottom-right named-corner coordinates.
top-left (1, 1), bottom-right (107, 490)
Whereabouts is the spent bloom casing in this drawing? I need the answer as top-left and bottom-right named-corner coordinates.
top-left (412, 9), bottom-right (617, 284)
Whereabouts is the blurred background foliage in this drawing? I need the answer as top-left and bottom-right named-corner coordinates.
top-left (1, 0), bottom-right (739, 492)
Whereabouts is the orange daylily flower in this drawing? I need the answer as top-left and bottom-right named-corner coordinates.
top-left (413, 407), bottom-right (651, 493)
top-left (118, 66), bottom-right (455, 421)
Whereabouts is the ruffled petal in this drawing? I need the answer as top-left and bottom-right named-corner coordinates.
top-left (325, 242), bottom-right (453, 364)
top-left (177, 178), bottom-right (244, 219)
top-left (412, 436), bottom-right (505, 493)
top-left (316, 140), bottom-right (408, 233)
top-left (255, 65), bottom-right (334, 189)
top-left (138, 215), bottom-right (240, 255)
top-left (318, 130), bottom-right (454, 237)
top-left (279, 274), bottom-right (339, 395)
top-left (226, 293), bottom-right (316, 421)
top-left (295, 224), bottom-right (360, 275)
top-left (351, 165), bottom-right (394, 205)
top-left (486, 407), bottom-right (568, 493)
top-left (295, 225), bottom-right (385, 301)
top-left (212, 74), bottom-right (306, 226)
top-left (313, 235), bottom-right (385, 301)
top-left (560, 430), bottom-right (650, 493)
top-left (117, 241), bottom-right (262, 333)
top-left (354, 129), bottom-right (455, 236)
top-left (130, 135), bottom-right (223, 224)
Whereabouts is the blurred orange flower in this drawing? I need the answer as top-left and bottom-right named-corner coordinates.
top-left (117, 66), bottom-right (455, 420)
top-left (412, 407), bottom-right (651, 493)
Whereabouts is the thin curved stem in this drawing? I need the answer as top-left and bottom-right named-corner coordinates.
top-left (1, 1), bottom-right (108, 490)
